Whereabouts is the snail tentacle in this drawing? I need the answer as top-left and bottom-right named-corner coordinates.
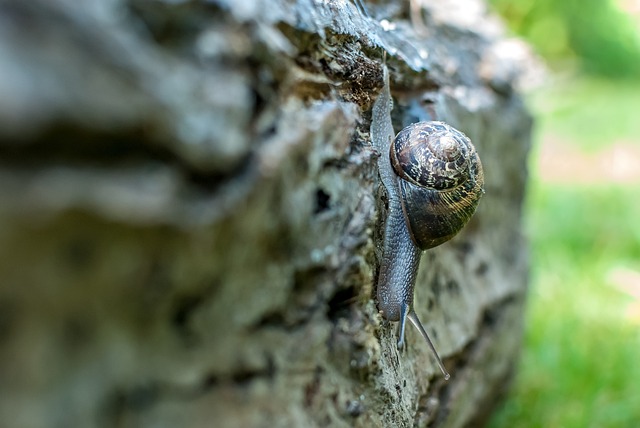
top-left (407, 309), bottom-right (450, 379)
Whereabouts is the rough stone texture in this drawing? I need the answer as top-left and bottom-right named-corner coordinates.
top-left (0, 0), bottom-right (532, 427)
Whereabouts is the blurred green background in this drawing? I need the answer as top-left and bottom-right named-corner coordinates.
top-left (486, 0), bottom-right (640, 427)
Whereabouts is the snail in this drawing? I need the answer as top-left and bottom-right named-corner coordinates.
top-left (371, 65), bottom-right (484, 380)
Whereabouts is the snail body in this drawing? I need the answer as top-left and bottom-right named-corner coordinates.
top-left (371, 65), bottom-right (484, 380)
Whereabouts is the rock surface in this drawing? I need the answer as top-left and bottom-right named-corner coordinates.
top-left (0, 0), bottom-right (532, 427)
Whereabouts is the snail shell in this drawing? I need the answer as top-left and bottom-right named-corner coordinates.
top-left (390, 121), bottom-right (484, 250)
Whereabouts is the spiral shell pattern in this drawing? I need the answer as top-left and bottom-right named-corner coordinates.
top-left (390, 121), bottom-right (484, 250)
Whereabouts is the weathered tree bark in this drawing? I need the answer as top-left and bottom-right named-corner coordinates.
top-left (0, 0), bottom-right (532, 427)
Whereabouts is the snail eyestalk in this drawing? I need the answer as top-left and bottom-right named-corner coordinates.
top-left (407, 310), bottom-right (450, 380)
top-left (397, 302), bottom-right (410, 349)
top-left (397, 301), bottom-right (450, 379)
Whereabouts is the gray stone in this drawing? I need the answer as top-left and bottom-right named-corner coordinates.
top-left (0, 0), bottom-right (532, 426)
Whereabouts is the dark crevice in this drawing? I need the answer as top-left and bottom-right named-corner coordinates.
top-left (314, 188), bottom-right (331, 214)
top-left (254, 310), bottom-right (286, 328)
top-left (475, 261), bottom-right (489, 276)
top-left (0, 122), bottom-right (173, 166)
top-left (326, 285), bottom-right (358, 322)
top-left (170, 280), bottom-right (221, 344)
top-left (170, 294), bottom-right (202, 342)
top-left (481, 294), bottom-right (517, 328)
top-left (202, 353), bottom-right (276, 390)
top-left (482, 305), bottom-right (499, 328)
top-left (253, 308), bottom-right (311, 331)
top-left (230, 365), bottom-right (274, 386)
top-left (0, 122), bottom-right (254, 194)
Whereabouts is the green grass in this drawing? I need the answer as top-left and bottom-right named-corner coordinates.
top-left (488, 183), bottom-right (640, 428)
top-left (530, 77), bottom-right (640, 151)
top-left (488, 78), bottom-right (640, 428)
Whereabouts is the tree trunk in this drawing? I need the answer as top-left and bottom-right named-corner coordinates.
top-left (0, 0), bottom-right (532, 427)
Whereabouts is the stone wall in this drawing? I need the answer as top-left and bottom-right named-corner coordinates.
top-left (0, 1), bottom-right (532, 426)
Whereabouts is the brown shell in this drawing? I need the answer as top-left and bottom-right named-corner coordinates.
top-left (390, 121), bottom-right (484, 250)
